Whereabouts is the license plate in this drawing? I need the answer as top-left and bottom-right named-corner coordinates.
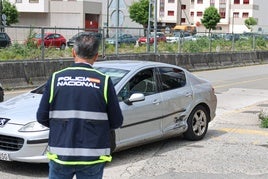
top-left (0, 152), bottom-right (10, 161)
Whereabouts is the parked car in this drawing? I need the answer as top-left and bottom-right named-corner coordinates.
top-left (105, 34), bottom-right (137, 45)
top-left (0, 60), bottom-right (217, 163)
top-left (0, 32), bottom-right (11, 48)
top-left (67, 32), bottom-right (102, 47)
top-left (166, 32), bottom-right (193, 43)
top-left (138, 32), bottom-right (167, 45)
top-left (32, 33), bottom-right (67, 50)
top-left (0, 83), bottom-right (4, 102)
top-left (224, 33), bottom-right (240, 41)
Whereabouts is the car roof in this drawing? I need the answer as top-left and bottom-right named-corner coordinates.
top-left (94, 60), bottom-right (177, 71)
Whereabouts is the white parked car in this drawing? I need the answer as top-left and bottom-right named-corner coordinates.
top-left (166, 32), bottom-right (193, 43)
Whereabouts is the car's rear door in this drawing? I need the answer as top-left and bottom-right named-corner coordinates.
top-left (116, 67), bottom-right (163, 147)
top-left (156, 66), bottom-right (193, 134)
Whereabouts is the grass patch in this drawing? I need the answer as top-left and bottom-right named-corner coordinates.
top-left (258, 111), bottom-right (268, 128)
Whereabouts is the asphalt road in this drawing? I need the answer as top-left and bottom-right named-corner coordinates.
top-left (1, 64), bottom-right (268, 179)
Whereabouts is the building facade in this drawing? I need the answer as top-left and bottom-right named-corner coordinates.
top-left (157, 0), bottom-right (268, 34)
top-left (7, 0), bottom-right (268, 35)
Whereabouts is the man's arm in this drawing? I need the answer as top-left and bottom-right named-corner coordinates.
top-left (36, 79), bottom-right (51, 128)
top-left (106, 78), bottom-right (123, 129)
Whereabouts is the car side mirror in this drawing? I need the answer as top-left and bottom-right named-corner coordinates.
top-left (124, 93), bottom-right (145, 105)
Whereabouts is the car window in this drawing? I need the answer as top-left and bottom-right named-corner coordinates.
top-left (158, 67), bottom-right (186, 92)
top-left (94, 67), bottom-right (129, 85)
top-left (54, 34), bottom-right (61, 38)
top-left (118, 68), bottom-right (157, 101)
top-left (0, 33), bottom-right (5, 40)
top-left (47, 34), bottom-right (54, 39)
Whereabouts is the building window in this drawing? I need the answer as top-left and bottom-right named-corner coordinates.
top-left (181, 5), bottom-right (186, 10)
top-left (181, 18), bottom-right (186, 23)
top-left (234, 0), bottom-right (240, 4)
top-left (233, 12), bottom-right (239, 18)
top-left (168, 11), bottom-right (174, 16)
top-left (220, 0), bottom-right (226, 3)
top-left (191, 0), bottom-right (194, 4)
top-left (210, 0), bottom-right (215, 6)
top-left (168, 0), bottom-right (175, 3)
top-left (197, 0), bottom-right (203, 4)
top-left (219, 8), bottom-right (226, 18)
top-left (243, 0), bottom-right (249, 4)
top-left (190, 11), bottom-right (194, 16)
top-left (197, 11), bottom-right (203, 16)
top-left (242, 12), bottom-right (249, 18)
top-left (16, 0), bottom-right (22, 3)
top-left (29, 0), bottom-right (39, 2)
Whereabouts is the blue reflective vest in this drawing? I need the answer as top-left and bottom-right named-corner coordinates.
top-left (37, 63), bottom-right (123, 165)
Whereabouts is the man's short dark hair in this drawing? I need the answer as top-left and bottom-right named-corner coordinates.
top-left (73, 32), bottom-right (100, 59)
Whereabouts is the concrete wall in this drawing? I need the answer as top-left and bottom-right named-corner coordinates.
top-left (1, 51), bottom-right (268, 89)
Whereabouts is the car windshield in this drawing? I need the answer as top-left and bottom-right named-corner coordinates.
top-left (31, 67), bottom-right (129, 94)
top-left (95, 67), bottom-right (129, 85)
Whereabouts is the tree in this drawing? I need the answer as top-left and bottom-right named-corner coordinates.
top-left (2, 0), bottom-right (19, 25)
top-left (201, 7), bottom-right (221, 33)
top-left (128, 0), bottom-right (150, 36)
top-left (245, 17), bottom-right (257, 32)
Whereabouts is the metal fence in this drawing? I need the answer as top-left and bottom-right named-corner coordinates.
top-left (1, 25), bottom-right (268, 60)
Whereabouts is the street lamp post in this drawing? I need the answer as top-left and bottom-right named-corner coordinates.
top-left (106, 0), bottom-right (110, 38)
top-left (0, 0), bottom-right (4, 32)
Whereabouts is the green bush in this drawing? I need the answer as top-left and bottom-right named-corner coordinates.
top-left (258, 111), bottom-right (268, 128)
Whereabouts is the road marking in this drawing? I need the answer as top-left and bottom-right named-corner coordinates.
top-left (214, 77), bottom-right (268, 89)
top-left (220, 128), bottom-right (268, 136)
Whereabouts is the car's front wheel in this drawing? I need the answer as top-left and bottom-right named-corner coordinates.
top-left (183, 105), bottom-right (209, 141)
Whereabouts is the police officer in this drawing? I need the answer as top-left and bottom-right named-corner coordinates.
top-left (36, 32), bottom-right (123, 179)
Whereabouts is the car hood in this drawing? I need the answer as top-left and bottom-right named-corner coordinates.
top-left (0, 92), bottom-right (42, 125)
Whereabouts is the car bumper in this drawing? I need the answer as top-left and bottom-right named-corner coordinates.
top-left (0, 124), bottom-right (49, 163)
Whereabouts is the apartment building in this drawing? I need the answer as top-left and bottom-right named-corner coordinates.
top-left (8, 0), bottom-right (268, 35)
top-left (157, 0), bottom-right (268, 34)
top-left (9, 0), bottom-right (102, 30)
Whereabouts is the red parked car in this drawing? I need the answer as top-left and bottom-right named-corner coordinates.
top-left (32, 33), bottom-right (67, 50)
top-left (138, 32), bottom-right (167, 45)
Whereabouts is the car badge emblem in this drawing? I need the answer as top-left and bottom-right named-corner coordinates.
top-left (0, 118), bottom-right (10, 127)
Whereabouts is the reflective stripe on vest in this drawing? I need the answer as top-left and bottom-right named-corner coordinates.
top-left (49, 110), bottom-right (108, 120)
top-left (49, 67), bottom-right (109, 104)
top-left (49, 146), bottom-right (111, 156)
top-left (47, 152), bottom-right (112, 165)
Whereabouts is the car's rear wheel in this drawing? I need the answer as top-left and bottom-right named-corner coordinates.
top-left (183, 105), bottom-right (209, 141)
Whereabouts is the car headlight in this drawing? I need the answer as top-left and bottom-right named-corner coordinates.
top-left (19, 121), bottom-right (49, 132)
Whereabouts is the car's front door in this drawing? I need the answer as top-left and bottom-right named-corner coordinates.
top-left (116, 68), bottom-right (163, 147)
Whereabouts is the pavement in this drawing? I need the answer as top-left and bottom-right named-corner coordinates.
top-left (103, 88), bottom-right (268, 179)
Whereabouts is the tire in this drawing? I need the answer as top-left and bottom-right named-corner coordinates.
top-left (60, 43), bottom-right (66, 50)
top-left (183, 105), bottom-right (209, 141)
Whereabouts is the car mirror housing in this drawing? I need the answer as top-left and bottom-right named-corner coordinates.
top-left (124, 93), bottom-right (145, 105)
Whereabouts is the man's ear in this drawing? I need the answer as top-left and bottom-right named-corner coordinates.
top-left (93, 53), bottom-right (99, 62)
top-left (72, 48), bottom-right (76, 58)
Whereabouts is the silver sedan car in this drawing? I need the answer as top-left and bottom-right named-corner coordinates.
top-left (0, 60), bottom-right (217, 163)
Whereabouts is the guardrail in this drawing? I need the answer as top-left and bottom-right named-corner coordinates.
top-left (1, 51), bottom-right (268, 90)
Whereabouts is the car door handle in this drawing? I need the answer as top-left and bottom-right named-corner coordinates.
top-left (153, 99), bottom-right (160, 105)
top-left (185, 92), bottom-right (193, 97)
